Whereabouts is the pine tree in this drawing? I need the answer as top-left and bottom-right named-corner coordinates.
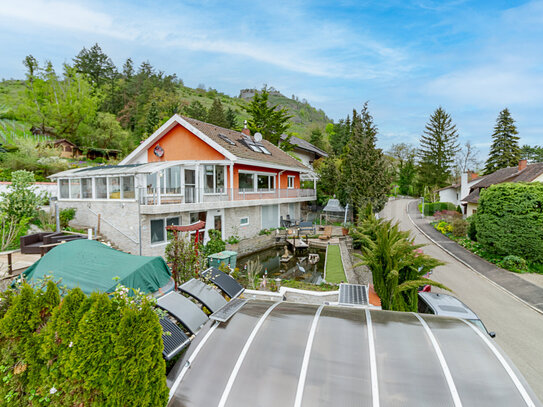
top-left (309, 128), bottom-right (326, 150)
top-left (339, 103), bottom-right (392, 213)
top-left (225, 107), bottom-right (238, 129)
top-left (183, 100), bottom-right (208, 121)
top-left (207, 98), bottom-right (228, 127)
top-left (417, 107), bottom-right (460, 189)
top-left (146, 101), bottom-right (159, 135)
top-left (484, 108), bottom-right (520, 174)
top-left (315, 157), bottom-right (340, 205)
top-left (73, 43), bottom-right (116, 87)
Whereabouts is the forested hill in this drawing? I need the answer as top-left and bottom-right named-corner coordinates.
top-left (0, 44), bottom-right (331, 160)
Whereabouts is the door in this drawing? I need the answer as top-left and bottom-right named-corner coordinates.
top-left (184, 169), bottom-right (196, 203)
top-left (262, 205), bottom-right (279, 229)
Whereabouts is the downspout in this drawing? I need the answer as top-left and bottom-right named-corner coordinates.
top-left (277, 170), bottom-right (286, 227)
top-left (229, 162), bottom-right (234, 201)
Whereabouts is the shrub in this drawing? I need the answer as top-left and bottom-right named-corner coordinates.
top-left (226, 235), bottom-right (240, 244)
top-left (435, 220), bottom-right (452, 234)
top-left (433, 210), bottom-right (462, 220)
top-left (475, 183), bottom-right (543, 263)
top-left (165, 233), bottom-right (206, 285)
top-left (204, 229), bottom-right (226, 256)
top-left (421, 202), bottom-right (457, 216)
top-left (500, 255), bottom-right (528, 273)
top-left (0, 170), bottom-right (43, 220)
top-left (451, 218), bottom-right (468, 237)
top-left (467, 214), bottom-right (477, 241)
top-left (59, 207), bottom-right (76, 229)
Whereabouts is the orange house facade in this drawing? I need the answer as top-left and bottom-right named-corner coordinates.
top-left (50, 115), bottom-right (316, 256)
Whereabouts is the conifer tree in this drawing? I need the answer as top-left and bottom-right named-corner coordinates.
top-left (340, 103), bottom-right (391, 213)
top-left (417, 107), bottom-right (460, 188)
top-left (183, 100), bottom-right (208, 121)
top-left (484, 108), bottom-right (521, 174)
top-left (207, 98), bottom-right (228, 128)
top-left (225, 107), bottom-right (238, 129)
top-left (146, 101), bottom-right (159, 135)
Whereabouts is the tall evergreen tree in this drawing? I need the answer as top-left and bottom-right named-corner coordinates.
top-left (417, 107), bottom-right (460, 188)
top-left (146, 101), bottom-right (159, 135)
top-left (340, 103), bottom-right (392, 213)
top-left (207, 98), bottom-right (228, 127)
top-left (484, 108), bottom-right (521, 174)
top-left (328, 117), bottom-right (351, 155)
top-left (309, 128), bottom-right (326, 150)
top-left (315, 156), bottom-right (340, 205)
top-left (225, 107), bottom-right (238, 129)
top-left (245, 87), bottom-right (292, 146)
top-left (73, 43), bottom-right (116, 87)
top-left (183, 100), bottom-right (207, 122)
top-left (388, 143), bottom-right (417, 195)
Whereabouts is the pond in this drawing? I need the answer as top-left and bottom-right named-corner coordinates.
top-left (237, 245), bottom-right (326, 284)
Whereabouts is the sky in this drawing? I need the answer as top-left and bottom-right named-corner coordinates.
top-left (1, 0), bottom-right (542, 161)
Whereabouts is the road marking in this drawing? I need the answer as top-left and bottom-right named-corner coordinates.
top-left (413, 313), bottom-right (462, 407)
top-left (217, 301), bottom-right (281, 407)
top-left (365, 309), bottom-right (380, 407)
top-left (459, 318), bottom-right (536, 407)
top-left (168, 321), bottom-right (219, 401)
top-left (294, 304), bottom-right (324, 407)
top-left (404, 199), bottom-right (543, 317)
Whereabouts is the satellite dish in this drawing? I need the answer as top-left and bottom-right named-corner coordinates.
top-left (254, 132), bottom-right (263, 142)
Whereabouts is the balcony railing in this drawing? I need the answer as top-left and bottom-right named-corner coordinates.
top-left (139, 187), bottom-right (316, 205)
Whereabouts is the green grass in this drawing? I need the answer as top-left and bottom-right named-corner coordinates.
top-left (325, 244), bottom-right (347, 284)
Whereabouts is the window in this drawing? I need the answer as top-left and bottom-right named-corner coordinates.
top-left (95, 178), bottom-right (107, 199)
top-left (204, 165), bottom-right (225, 194)
top-left (257, 174), bottom-right (274, 191)
top-left (122, 176), bottom-right (135, 199)
top-left (147, 173), bottom-right (157, 194)
top-left (108, 177), bottom-right (121, 199)
top-left (81, 178), bottom-right (93, 199)
top-left (240, 217), bottom-right (249, 226)
top-left (60, 179), bottom-right (69, 199)
top-left (164, 167), bottom-right (181, 194)
top-left (239, 173), bottom-right (254, 191)
top-left (151, 217), bottom-right (180, 244)
top-left (287, 175), bottom-right (295, 189)
top-left (70, 179), bottom-right (81, 199)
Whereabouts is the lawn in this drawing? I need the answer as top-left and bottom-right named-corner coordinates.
top-left (325, 244), bottom-right (347, 284)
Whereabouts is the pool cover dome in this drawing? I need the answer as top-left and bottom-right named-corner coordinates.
top-left (23, 239), bottom-right (172, 295)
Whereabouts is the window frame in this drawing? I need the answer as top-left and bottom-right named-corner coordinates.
top-left (287, 175), bottom-right (295, 189)
top-left (240, 217), bottom-right (250, 226)
top-left (203, 165), bottom-right (226, 195)
top-left (238, 170), bottom-right (276, 193)
top-left (150, 216), bottom-right (180, 245)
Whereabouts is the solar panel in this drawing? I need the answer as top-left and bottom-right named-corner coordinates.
top-left (179, 278), bottom-right (228, 313)
top-left (157, 291), bottom-right (209, 335)
top-left (338, 283), bottom-right (368, 306)
top-left (201, 267), bottom-right (245, 299)
top-left (210, 298), bottom-right (248, 322)
top-left (159, 317), bottom-right (190, 361)
top-left (219, 133), bottom-right (236, 145)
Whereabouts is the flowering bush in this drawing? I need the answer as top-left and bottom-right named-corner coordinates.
top-left (435, 220), bottom-right (453, 234)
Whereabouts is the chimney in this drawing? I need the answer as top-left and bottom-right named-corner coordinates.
top-left (518, 159), bottom-right (528, 171)
top-left (460, 172), bottom-right (469, 201)
top-left (241, 120), bottom-right (251, 136)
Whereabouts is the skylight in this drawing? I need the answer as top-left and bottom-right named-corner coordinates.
top-left (219, 134), bottom-right (236, 145)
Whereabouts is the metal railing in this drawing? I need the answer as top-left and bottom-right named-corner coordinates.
top-left (138, 187), bottom-right (316, 205)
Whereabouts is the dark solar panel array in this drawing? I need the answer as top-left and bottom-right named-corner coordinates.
top-left (201, 267), bottom-right (244, 299)
top-left (210, 298), bottom-right (248, 322)
top-left (157, 291), bottom-right (209, 335)
top-left (338, 283), bottom-right (368, 305)
top-left (159, 317), bottom-right (190, 361)
top-left (180, 278), bottom-right (228, 313)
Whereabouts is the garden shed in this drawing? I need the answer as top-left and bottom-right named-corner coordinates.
top-left (22, 239), bottom-right (173, 295)
top-left (322, 198), bottom-right (347, 223)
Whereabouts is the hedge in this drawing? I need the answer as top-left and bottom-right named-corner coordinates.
top-left (420, 202), bottom-right (459, 216)
top-left (0, 281), bottom-right (169, 406)
top-left (475, 182), bottom-right (543, 263)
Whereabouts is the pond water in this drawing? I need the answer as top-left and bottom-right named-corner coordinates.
top-left (237, 245), bottom-right (326, 284)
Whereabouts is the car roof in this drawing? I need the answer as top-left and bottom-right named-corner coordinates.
top-left (419, 292), bottom-right (479, 319)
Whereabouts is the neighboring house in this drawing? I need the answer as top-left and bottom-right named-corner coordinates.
top-left (0, 181), bottom-right (57, 200)
top-left (462, 160), bottom-right (543, 216)
top-left (280, 134), bottom-right (328, 168)
top-left (438, 172), bottom-right (485, 212)
top-left (43, 139), bottom-right (82, 158)
top-left (49, 114), bottom-right (315, 256)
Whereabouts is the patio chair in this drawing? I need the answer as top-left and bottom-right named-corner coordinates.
top-left (156, 291), bottom-right (209, 335)
top-left (179, 278), bottom-right (227, 313)
top-left (319, 225), bottom-right (332, 240)
top-left (299, 221), bottom-right (315, 235)
top-left (200, 267), bottom-right (245, 299)
top-left (159, 317), bottom-right (191, 361)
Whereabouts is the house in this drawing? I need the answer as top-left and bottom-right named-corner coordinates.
top-left (462, 160), bottom-right (543, 216)
top-left (280, 134), bottom-right (328, 168)
top-left (49, 114), bottom-right (316, 256)
top-left (437, 172), bottom-right (485, 212)
top-left (43, 139), bottom-right (82, 158)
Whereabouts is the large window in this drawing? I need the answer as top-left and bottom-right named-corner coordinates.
top-left (81, 178), bottom-right (93, 199)
top-left (204, 165), bottom-right (225, 194)
top-left (70, 179), bottom-right (81, 199)
top-left (108, 177), bottom-right (121, 199)
top-left (239, 172), bottom-right (275, 192)
top-left (239, 173), bottom-right (254, 191)
top-left (150, 216), bottom-right (180, 244)
top-left (60, 179), bottom-right (69, 199)
top-left (257, 174), bottom-right (274, 191)
top-left (95, 178), bottom-right (107, 199)
top-left (122, 176), bottom-right (135, 199)
top-left (164, 166), bottom-right (181, 194)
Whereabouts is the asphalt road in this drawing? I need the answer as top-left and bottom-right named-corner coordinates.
top-left (382, 198), bottom-right (543, 402)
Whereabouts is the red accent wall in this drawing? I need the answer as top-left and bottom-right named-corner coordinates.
top-left (232, 164), bottom-right (299, 189)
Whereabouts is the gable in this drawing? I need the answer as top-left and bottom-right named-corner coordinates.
top-left (147, 124), bottom-right (225, 162)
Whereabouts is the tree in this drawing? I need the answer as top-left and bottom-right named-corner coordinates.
top-left (0, 170), bottom-right (42, 220)
top-left (417, 107), bottom-right (460, 189)
top-left (314, 157), bottom-right (340, 205)
top-left (388, 143), bottom-right (416, 196)
top-left (520, 144), bottom-right (543, 163)
top-left (328, 118), bottom-right (351, 155)
top-left (183, 100), bottom-right (208, 122)
top-left (354, 217), bottom-right (448, 311)
top-left (339, 104), bottom-right (391, 213)
top-left (146, 101), bottom-right (160, 135)
top-left (73, 43), bottom-right (117, 88)
top-left (454, 141), bottom-right (481, 178)
top-left (309, 128), bottom-right (326, 150)
top-left (207, 98), bottom-right (228, 128)
top-left (484, 108), bottom-right (520, 174)
top-left (165, 233), bottom-right (206, 287)
top-left (90, 112), bottom-right (133, 152)
top-left (245, 87), bottom-right (292, 146)
top-left (225, 107), bottom-right (238, 130)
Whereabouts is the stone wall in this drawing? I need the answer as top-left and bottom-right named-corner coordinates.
top-left (224, 205), bottom-right (261, 239)
top-left (226, 234), bottom-right (278, 257)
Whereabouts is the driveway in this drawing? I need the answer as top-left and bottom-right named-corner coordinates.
top-left (381, 198), bottom-right (543, 402)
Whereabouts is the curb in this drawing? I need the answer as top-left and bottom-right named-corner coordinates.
top-left (405, 200), bottom-right (543, 317)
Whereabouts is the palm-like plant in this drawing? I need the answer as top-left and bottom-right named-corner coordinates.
top-left (354, 219), bottom-right (449, 311)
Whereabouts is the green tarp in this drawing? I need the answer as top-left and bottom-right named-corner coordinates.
top-left (23, 239), bottom-right (172, 295)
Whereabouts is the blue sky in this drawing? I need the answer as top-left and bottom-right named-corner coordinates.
top-left (1, 0), bottom-right (542, 161)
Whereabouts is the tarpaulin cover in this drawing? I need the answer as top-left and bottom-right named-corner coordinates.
top-left (23, 239), bottom-right (171, 295)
